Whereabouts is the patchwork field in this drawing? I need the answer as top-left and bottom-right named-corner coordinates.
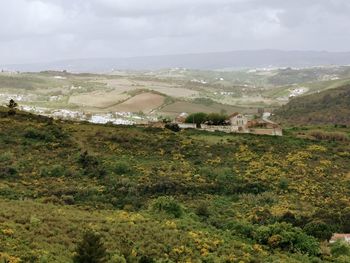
top-left (1, 66), bottom-right (350, 119)
top-left (109, 92), bottom-right (166, 113)
top-left (69, 90), bottom-right (130, 109)
top-left (100, 78), bottom-right (199, 98)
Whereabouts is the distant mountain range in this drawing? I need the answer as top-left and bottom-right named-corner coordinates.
top-left (3, 50), bottom-right (350, 73)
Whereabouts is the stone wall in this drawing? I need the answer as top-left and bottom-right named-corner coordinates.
top-left (250, 128), bottom-right (283, 136)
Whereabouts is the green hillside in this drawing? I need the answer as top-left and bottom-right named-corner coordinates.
top-left (274, 84), bottom-right (350, 125)
top-left (1, 108), bottom-right (350, 262)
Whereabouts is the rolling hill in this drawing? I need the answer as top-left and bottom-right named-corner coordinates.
top-left (273, 84), bottom-right (350, 125)
top-left (0, 107), bottom-right (350, 262)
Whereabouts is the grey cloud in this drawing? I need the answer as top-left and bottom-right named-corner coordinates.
top-left (0, 0), bottom-right (349, 64)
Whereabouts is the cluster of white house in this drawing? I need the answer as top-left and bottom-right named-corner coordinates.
top-left (172, 112), bottom-right (283, 136)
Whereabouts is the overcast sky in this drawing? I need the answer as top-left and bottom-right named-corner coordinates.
top-left (1, 0), bottom-right (350, 64)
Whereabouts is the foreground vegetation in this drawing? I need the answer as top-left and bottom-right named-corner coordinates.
top-left (1, 107), bottom-right (350, 262)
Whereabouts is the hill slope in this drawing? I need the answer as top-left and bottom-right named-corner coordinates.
top-left (274, 84), bottom-right (350, 125)
top-left (1, 108), bottom-right (350, 262)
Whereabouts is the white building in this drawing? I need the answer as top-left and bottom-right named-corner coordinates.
top-left (229, 113), bottom-right (248, 128)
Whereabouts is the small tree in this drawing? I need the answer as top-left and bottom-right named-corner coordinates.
top-left (73, 230), bottom-right (108, 263)
top-left (185, 112), bottom-right (207, 128)
top-left (304, 221), bottom-right (333, 241)
top-left (7, 99), bottom-right (18, 116)
top-left (206, 113), bottom-right (227, 125)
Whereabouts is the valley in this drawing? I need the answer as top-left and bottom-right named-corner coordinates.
top-left (1, 66), bottom-right (350, 124)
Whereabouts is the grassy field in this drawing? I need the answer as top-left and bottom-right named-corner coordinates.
top-left (1, 107), bottom-right (350, 262)
top-left (109, 92), bottom-right (166, 113)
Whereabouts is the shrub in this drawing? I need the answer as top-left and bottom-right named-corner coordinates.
top-left (108, 254), bottom-right (126, 263)
top-left (73, 230), bottom-right (108, 263)
top-left (151, 196), bottom-right (183, 218)
top-left (139, 256), bottom-right (155, 263)
top-left (24, 125), bottom-right (68, 143)
top-left (195, 202), bottom-right (211, 218)
top-left (165, 123), bottom-right (180, 132)
top-left (0, 166), bottom-right (18, 179)
top-left (253, 223), bottom-right (320, 255)
top-left (113, 162), bottom-right (132, 175)
top-left (279, 177), bottom-right (290, 191)
top-left (62, 195), bottom-right (75, 205)
top-left (226, 221), bottom-right (255, 238)
top-left (331, 240), bottom-right (350, 258)
top-left (304, 221), bottom-right (333, 241)
top-left (24, 127), bottom-right (49, 141)
top-left (309, 130), bottom-right (348, 142)
top-left (78, 151), bottom-right (106, 178)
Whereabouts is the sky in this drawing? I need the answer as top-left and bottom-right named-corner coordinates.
top-left (0, 0), bottom-right (350, 64)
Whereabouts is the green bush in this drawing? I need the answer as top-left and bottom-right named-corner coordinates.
top-left (108, 254), bottom-right (126, 263)
top-left (78, 151), bottom-right (106, 178)
top-left (73, 230), bottom-right (108, 263)
top-left (279, 177), bottom-right (290, 191)
top-left (304, 221), bottom-right (333, 241)
top-left (24, 127), bottom-right (50, 141)
top-left (151, 196), bottom-right (184, 218)
top-left (165, 123), bottom-right (180, 132)
top-left (331, 240), bottom-right (350, 258)
top-left (227, 221), bottom-right (255, 238)
top-left (113, 162), bottom-right (132, 175)
top-left (62, 195), bottom-right (75, 205)
top-left (252, 223), bottom-right (320, 255)
top-left (23, 125), bottom-right (68, 143)
top-left (195, 202), bottom-right (211, 218)
top-left (0, 166), bottom-right (18, 179)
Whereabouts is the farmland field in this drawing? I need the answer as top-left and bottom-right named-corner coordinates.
top-left (109, 92), bottom-right (166, 113)
top-left (69, 90), bottom-right (130, 109)
top-left (160, 101), bottom-right (258, 116)
top-left (1, 66), bottom-right (350, 119)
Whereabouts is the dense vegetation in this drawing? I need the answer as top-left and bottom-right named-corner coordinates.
top-left (185, 112), bottom-right (228, 126)
top-left (274, 84), bottom-right (350, 125)
top-left (1, 107), bottom-right (350, 262)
